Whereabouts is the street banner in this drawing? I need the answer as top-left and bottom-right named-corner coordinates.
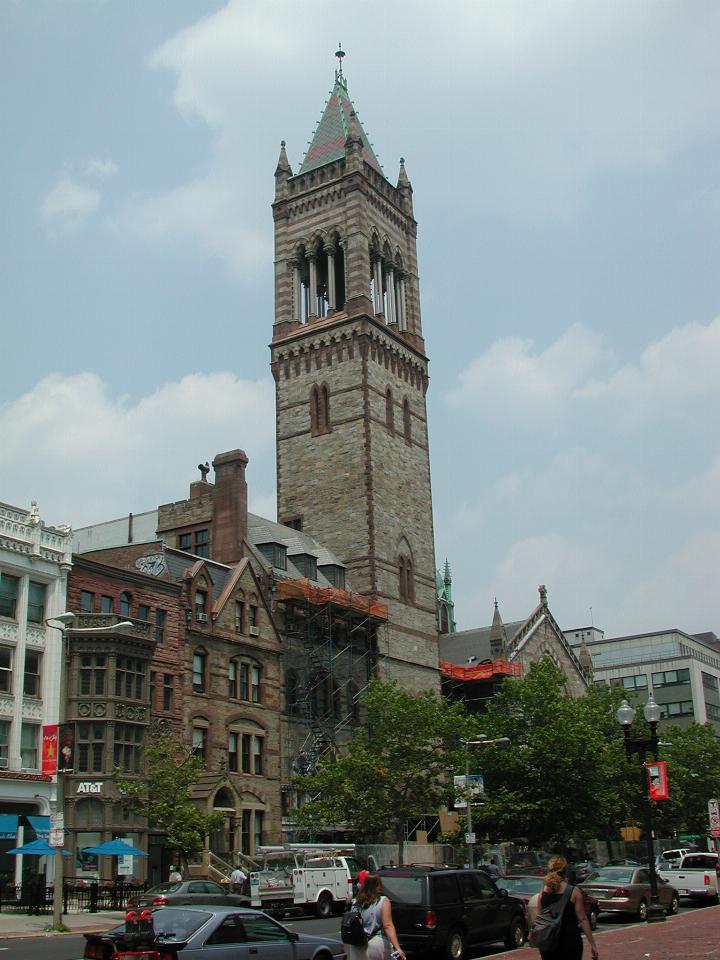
top-left (41, 724), bottom-right (58, 777)
top-left (708, 799), bottom-right (720, 838)
top-left (58, 722), bottom-right (74, 772)
top-left (646, 761), bottom-right (669, 801)
top-left (454, 773), bottom-right (485, 809)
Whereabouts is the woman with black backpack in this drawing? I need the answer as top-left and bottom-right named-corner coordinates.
top-left (343, 874), bottom-right (406, 960)
top-left (529, 856), bottom-right (598, 960)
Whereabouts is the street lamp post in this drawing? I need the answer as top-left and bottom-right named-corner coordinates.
top-left (461, 736), bottom-right (510, 868)
top-left (45, 614), bottom-right (133, 929)
top-left (615, 695), bottom-right (666, 924)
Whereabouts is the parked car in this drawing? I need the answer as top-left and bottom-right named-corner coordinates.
top-left (580, 866), bottom-right (679, 920)
top-left (567, 861), bottom-right (599, 885)
top-left (504, 851), bottom-right (549, 876)
top-left (498, 874), bottom-right (601, 929)
top-left (377, 866), bottom-right (527, 959)
top-left (656, 851), bottom-right (720, 902)
top-left (83, 905), bottom-right (346, 960)
top-left (127, 879), bottom-right (249, 909)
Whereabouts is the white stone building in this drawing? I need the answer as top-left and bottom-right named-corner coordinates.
top-left (0, 501), bottom-right (72, 882)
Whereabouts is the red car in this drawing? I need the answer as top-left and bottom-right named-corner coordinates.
top-left (499, 874), bottom-right (600, 929)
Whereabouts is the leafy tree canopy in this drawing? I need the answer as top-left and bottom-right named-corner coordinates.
top-left (295, 679), bottom-right (478, 862)
top-left (470, 659), bottom-right (635, 845)
top-left (115, 730), bottom-right (223, 868)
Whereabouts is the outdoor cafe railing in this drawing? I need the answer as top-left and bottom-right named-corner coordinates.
top-left (0, 880), bottom-right (149, 913)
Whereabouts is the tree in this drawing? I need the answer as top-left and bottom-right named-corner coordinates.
top-left (115, 730), bottom-right (223, 871)
top-left (295, 679), bottom-right (477, 863)
top-left (646, 722), bottom-right (720, 839)
top-left (470, 659), bottom-right (634, 845)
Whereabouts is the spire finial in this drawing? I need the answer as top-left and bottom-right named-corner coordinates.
top-left (335, 42), bottom-right (346, 83)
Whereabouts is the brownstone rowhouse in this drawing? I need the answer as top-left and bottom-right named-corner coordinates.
top-left (271, 65), bottom-right (440, 692)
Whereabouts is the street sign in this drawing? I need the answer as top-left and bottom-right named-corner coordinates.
top-left (465, 833), bottom-right (476, 844)
top-left (708, 799), bottom-right (720, 838)
top-left (49, 828), bottom-right (64, 848)
top-left (50, 813), bottom-right (64, 830)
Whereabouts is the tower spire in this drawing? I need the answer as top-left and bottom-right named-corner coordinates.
top-left (335, 42), bottom-right (346, 85)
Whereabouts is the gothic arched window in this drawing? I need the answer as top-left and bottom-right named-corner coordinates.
top-left (310, 384), bottom-right (331, 436)
top-left (403, 398), bottom-right (412, 443)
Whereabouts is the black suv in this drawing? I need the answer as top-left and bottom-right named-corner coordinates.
top-left (377, 867), bottom-right (527, 959)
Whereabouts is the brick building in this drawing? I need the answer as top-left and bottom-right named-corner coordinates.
top-left (67, 526), bottom-right (284, 879)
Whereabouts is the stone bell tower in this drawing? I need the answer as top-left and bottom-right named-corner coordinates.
top-left (271, 49), bottom-right (439, 692)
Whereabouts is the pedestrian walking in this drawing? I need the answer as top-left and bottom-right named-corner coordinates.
top-left (528, 856), bottom-right (598, 960)
top-left (346, 874), bottom-right (406, 960)
top-left (229, 865), bottom-right (247, 893)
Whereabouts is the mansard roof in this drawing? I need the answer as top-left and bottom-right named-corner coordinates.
top-left (298, 72), bottom-right (383, 177)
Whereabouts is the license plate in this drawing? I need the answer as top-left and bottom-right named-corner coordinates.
top-left (679, 889), bottom-right (688, 895)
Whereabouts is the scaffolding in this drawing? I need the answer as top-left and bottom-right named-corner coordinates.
top-left (276, 579), bottom-right (389, 779)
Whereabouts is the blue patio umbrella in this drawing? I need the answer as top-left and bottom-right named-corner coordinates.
top-left (82, 839), bottom-right (147, 857)
top-left (7, 838), bottom-right (70, 856)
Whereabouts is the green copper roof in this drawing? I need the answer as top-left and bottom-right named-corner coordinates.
top-left (298, 72), bottom-right (383, 177)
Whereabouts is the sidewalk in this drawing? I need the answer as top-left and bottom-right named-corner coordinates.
top-left (0, 908), bottom-right (126, 938)
top-left (586, 905), bottom-right (720, 960)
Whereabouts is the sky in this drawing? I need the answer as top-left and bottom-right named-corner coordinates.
top-left (1, 0), bottom-right (719, 639)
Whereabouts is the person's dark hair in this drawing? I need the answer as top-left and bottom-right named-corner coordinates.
top-left (357, 874), bottom-right (383, 906)
top-left (545, 855), bottom-right (567, 893)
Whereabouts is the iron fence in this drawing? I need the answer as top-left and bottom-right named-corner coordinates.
top-left (0, 880), bottom-right (149, 914)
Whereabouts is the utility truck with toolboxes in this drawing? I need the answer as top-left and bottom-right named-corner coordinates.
top-left (248, 845), bottom-right (354, 917)
top-left (656, 850), bottom-right (720, 902)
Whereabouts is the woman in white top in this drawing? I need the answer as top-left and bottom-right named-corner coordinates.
top-left (347, 875), bottom-right (406, 960)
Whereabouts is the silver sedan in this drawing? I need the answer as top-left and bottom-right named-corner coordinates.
top-left (581, 866), bottom-right (679, 921)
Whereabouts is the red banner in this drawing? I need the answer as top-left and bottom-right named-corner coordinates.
top-left (646, 761), bottom-right (669, 801)
top-left (41, 724), bottom-right (58, 777)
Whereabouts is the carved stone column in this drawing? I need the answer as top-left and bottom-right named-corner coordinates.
top-left (308, 253), bottom-right (318, 318)
top-left (325, 246), bottom-right (336, 311)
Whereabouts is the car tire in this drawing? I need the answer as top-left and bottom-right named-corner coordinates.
top-left (588, 907), bottom-right (598, 930)
top-left (637, 899), bottom-right (648, 922)
top-left (504, 915), bottom-right (527, 949)
top-left (315, 893), bottom-right (333, 919)
top-left (444, 926), bottom-right (466, 960)
top-left (667, 894), bottom-right (679, 915)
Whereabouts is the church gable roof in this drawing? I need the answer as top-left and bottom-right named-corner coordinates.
top-left (298, 73), bottom-right (383, 177)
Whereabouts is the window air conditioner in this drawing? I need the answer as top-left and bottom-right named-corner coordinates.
top-left (197, 613), bottom-right (208, 623)
top-left (249, 626), bottom-right (260, 636)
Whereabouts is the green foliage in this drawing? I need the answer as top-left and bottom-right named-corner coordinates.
top-left (115, 730), bottom-right (223, 868)
top-left (471, 659), bottom-right (635, 844)
top-left (295, 679), bottom-right (477, 859)
top-left (648, 722), bottom-right (720, 837)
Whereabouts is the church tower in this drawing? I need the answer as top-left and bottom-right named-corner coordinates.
top-left (271, 50), bottom-right (439, 692)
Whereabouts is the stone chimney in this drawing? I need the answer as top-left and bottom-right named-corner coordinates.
top-left (211, 450), bottom-right (249, 565)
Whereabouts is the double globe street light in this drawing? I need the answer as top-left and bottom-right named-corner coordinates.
top-left (461, 735), bottom-right (510, 868)
top-left (615, 694), bottom-right (666, 923)
top-left (45, 613), bottom-right (133, 929)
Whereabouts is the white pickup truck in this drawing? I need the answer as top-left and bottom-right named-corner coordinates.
top-left (248, 846), bottom-right (353, 917)
top-left (656, 851), bottom-right (720, 903)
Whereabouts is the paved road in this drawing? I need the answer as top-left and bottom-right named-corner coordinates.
top-left (0, 901), bottom-right (713, 960)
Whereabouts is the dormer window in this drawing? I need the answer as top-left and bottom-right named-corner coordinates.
top-left (195, 590), bottom-right (208, 622)
top-left (258, 542), bottom-right (288, 570)
top-left (293, 554), bottom-right (317, 580)
top-left (319, 564), bottom-right (345, 589)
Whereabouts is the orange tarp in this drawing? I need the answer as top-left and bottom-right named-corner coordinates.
top-left (276, 578), bottom-right (388, 621)
top-left (440, 659), bottom-right (522, 681)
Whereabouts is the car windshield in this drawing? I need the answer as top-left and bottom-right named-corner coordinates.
top-left (587, 869), bottom-right (634, 884)
top-left (508, 854), bottom-right (539, 868)
top-left (501, 877), bottom-right (543, 895)
top-left (146, 882), bottom-right (183, 894)
top-left (379, 875), bottom-right (425, 905)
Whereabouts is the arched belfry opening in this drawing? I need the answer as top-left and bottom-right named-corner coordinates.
top-left (369, 237), bottom-right (409, 331)
top-left (292, 236), bottom-right (346, 323)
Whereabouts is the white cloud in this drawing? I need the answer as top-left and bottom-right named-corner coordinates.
top-left (0, 371), bottom-right (276, 528)
top-left (40, 158), bottom-right (118, 232)
top-left (41, 177), bottom-right (100, 223)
